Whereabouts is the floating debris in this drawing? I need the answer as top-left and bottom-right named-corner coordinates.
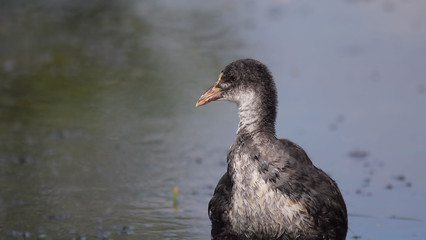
top-left (118, 225), bottom-right (135, 235)
top-left (195, 157), bottom-right (203, 164)
top-left (363, 177), bottom-right (371, 185)
top-left (18, 156), bottom-right (32, 164)
top-left (389, 215), bottom-right (423, 221)
top-left (348, 150), bottom-right (369, 159)
top-left (391, 174), bottom-right (413, 188)
top-left (394, 175), bottom-right (406, 182)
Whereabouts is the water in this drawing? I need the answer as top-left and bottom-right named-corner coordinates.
top-left (1, 0), bottom-right (425, 239)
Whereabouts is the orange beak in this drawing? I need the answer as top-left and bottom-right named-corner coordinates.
top-left (196, 73), bottom-right (223, 107)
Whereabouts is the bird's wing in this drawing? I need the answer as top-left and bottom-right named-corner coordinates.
top-left (208, 172), bottom-right (232, 225)
top-left (278, 138), bottom-right (313, 165)
top-left (270, 139), bottom-right (348, 237)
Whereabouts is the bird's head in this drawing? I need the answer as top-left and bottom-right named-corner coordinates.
top-left (196, 59), bottom-right (277, 108)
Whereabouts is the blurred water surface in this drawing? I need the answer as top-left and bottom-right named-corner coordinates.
top-left (1, 0), bottom-right (425, 239)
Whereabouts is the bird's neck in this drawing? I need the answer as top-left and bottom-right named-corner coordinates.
top-left (236, 97), bottom-right (276, 139)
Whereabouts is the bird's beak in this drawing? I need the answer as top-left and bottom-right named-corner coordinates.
top-left (196, 73), bottom-right (223, 107)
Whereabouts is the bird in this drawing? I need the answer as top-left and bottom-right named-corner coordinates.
top-left (196, 59), bottom-right (348, 240)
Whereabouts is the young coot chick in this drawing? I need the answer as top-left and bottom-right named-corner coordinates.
top-left (196, 59), bottom-right (347, 240)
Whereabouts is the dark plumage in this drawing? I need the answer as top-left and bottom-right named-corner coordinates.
top-left (196, 59), bottom-right (347, 240)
